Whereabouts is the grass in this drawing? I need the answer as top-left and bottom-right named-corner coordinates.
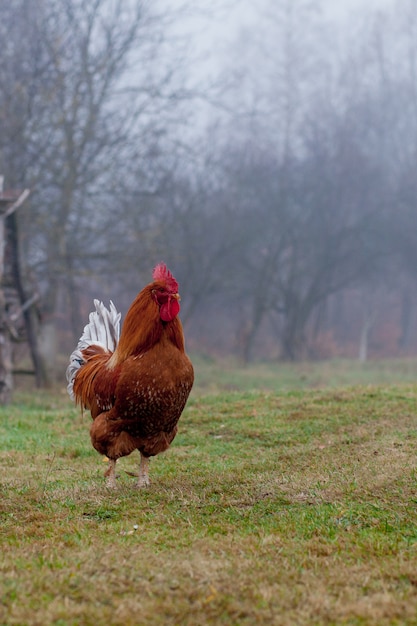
top-left (1, 360), bottom-right (417, 625)
top-left (192, 354), bottom-right (417, 393)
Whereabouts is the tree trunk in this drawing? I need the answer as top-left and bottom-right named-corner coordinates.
top-left (237, 303), bottom-right (266, 364)
top-left (0, 316), bottom-right (13, 404)
top-left (358, 296), bottom-right (377, 363)
top-left (281, 305), bottom-right (309, 361)
top-left (37, 319), bottom-right (57, 386)
top-left (398, 287), bottom-right (414, 351)
top-left (281, 321), bottom-right (305, 361)
top-left (7, 212), bottom-right (49, 387)
top-left (358, 323), bottom-right (370, 363)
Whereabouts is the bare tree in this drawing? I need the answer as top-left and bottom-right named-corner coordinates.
top-left (0, 0), bottom-right (194, 383)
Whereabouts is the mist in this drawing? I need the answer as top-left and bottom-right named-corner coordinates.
top-left (0, 0), bottom-right (415, 384)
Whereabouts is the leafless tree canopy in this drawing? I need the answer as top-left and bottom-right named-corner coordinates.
top-left (0, 0), bottom-right (416, 381)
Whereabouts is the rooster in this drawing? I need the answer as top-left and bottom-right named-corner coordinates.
top-left (66, 263), bottom-right (194, 488)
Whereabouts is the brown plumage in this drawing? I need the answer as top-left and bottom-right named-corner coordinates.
top-left (66, 264), bottom-right (194, 488)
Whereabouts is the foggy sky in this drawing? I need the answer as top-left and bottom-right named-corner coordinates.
top-left (174, 0), bottom-right (397, 84)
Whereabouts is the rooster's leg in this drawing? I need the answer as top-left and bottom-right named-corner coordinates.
top-left (105, 458), bottom-right (117, 489)
top-left (137, 453), bottom-right (150, 488)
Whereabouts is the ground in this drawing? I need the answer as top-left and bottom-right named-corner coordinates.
top-left (1, 360), bottom-right (417, 625)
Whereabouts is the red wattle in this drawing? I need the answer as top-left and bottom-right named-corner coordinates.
top-left (160, 297), bottom-right (180, 322)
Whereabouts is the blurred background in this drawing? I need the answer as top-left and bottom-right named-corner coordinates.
top-left (0, 0), bottom-right (416, 388)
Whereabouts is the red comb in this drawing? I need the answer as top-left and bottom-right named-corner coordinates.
top-left (152, 263), bottom-right (179, 293)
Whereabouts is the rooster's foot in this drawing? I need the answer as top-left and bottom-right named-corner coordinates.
top-left (104, 458), bottom-right (117, 488)
top-left (135, 475), bottom-right (151, 489)
top-left (136, 453), bottom-right (150, 488)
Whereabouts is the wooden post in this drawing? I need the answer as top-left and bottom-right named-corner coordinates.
top-left (0, 216), bottom-right (12, 403)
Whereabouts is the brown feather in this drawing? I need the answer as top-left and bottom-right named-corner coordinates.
top-left (71, 270), bottom-right (194, 484)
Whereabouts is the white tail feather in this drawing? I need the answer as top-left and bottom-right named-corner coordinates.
top-left (66, 300), bottom-right (121, 399)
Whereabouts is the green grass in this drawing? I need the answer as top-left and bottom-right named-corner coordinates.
top-left (1, 361), bottom-right (417, 625)
top-left (192, 355), bottom-right (417, 393)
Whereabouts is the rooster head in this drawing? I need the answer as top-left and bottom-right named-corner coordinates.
top-left (151, 263), bottom-right (180, 322)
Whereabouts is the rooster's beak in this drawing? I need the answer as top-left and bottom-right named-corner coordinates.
top-left (172, 293), bottom-right (181, 301)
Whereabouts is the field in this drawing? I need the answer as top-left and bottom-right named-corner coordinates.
top-left (1, 358), bottom-right (417, 625)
